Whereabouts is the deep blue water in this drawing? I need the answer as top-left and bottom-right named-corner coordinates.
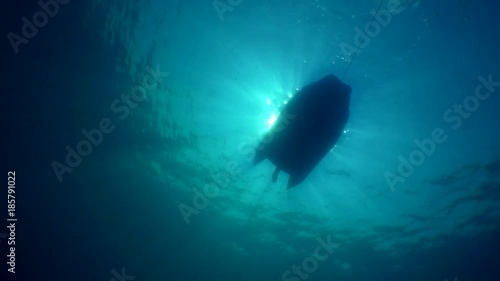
top-left (2, 0), bottom-right (500, 281)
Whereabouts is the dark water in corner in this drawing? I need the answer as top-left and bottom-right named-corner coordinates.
top-left (2, 0), bottom-right (500, 281)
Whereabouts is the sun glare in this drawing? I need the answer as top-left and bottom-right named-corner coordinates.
top-left (267, 113), bottom-right (277, 128)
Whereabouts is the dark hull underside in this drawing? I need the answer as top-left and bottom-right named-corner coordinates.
top-left (254, 74), bottom-right (351, 189)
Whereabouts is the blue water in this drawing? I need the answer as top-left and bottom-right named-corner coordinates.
top-left (3, 0), bottom-right (499, 280)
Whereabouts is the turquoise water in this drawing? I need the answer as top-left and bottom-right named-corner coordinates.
top-left (3, 0), bottom-right (499, 280)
